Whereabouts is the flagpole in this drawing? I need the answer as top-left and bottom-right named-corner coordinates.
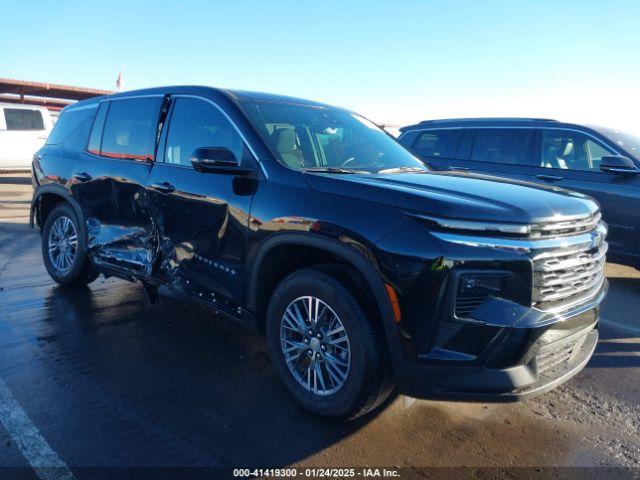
top-left (116, 64), bottom-right (125, 91)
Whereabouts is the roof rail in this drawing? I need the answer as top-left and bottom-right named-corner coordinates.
top-left (417, 117), bottom-right (558, 124)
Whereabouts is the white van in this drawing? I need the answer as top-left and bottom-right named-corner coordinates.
top-left (0, 103), bottom-right (53, 171)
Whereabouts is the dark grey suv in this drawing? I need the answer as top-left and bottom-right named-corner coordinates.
top-left (398, 118), bottom-right (640, 268)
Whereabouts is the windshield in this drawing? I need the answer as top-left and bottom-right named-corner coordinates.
top-left (594, 126), bottom-right (640, 161)
top-left (238, 101), bottom-right (427, 173)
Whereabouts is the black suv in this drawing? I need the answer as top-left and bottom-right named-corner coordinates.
top-left (398, 118), bottom-right (640, 268)
top-left (31, 88), bottom-right (607, 420)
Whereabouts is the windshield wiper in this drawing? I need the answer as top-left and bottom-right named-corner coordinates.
top-left (301, 167), bottom-right (369, 174)
top-left (376, 166), bottom-right (428, 174)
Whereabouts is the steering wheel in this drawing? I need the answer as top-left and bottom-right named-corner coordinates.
top-left (339, 156), bottom-right (358, 167)
top-left (339, 152), bottom-right (385, 169)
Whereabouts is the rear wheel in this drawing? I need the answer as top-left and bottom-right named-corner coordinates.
top-left (42, 203), bottom-right (98, 286)
top-left (266, 266), bottom-right (392, 420)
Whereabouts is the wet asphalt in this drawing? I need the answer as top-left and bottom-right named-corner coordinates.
top-left (0, 178), bottom-right (639, 479)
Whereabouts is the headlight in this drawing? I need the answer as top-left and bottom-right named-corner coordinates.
top-left (410, 213), bottom-right (531, 236)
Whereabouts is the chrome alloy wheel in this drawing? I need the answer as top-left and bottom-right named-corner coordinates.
top-left (280, 296), bottom-right (351, 396)
top-left (48, 216), bottom-right (78, 273)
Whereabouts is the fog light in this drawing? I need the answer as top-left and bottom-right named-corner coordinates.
top-left (460, 274), bottom-right (503, 293)
top-left (462, 276), bottom-right (479, 290)
top-left (455, 273), bottom-right (514, 319)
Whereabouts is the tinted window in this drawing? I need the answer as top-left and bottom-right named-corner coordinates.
top-left (87, 103), bottom-right (109, 154)
top-left (471, 129), bottom-right (531, 165)
top-left (540, 129), bottom-right (614, 171)
top-left (4, 108), bottom-right (44, 130)
top-left (413, 130), bottom-right (462, 158)
top-left (47, 107), bottom-right (96, 145)
top-left (164, 97), bottom-right (245, 167)
top-left (100, 98), bottom-right (161, 161)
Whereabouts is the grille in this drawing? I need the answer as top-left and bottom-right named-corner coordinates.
top-left (530, 212), bottom-right (601, 238)
top-left (537, 333), bottom-right (589, 373)
top-left (532, 234), bottom-right (607, 312)
top-left (455, 291), bottom-right (490, 318)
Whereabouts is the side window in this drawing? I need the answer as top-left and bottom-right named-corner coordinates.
top-left (586, 140), bottom-right (613, 169)
top-left (471, 129), bottom-right (531, 165)
top-left (540, 130), bottom-right (614, 171)
top-left (100, 97), bottom-right (161, 161)
top-left (87, 102), bottom-right (109, 154)
top-left (164, 97), bottom-right (244, 167)
top-left (471, 128), bottom-right (531, 165)
top-left (412, 130), bottom-right (462, 158)
top-left (46, 107), bottom-right (96, 145)
top-left (3, 108), bottom-right (45, 130)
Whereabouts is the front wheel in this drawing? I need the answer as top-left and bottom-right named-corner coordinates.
top-left (266, 267), bottom-right (392, 420)
top-left (42, 203), bottom-right (98, 286)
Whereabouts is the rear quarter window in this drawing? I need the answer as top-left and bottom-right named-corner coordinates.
top-left (87, 102), bottom-right (109, 154)
top-left (46, 107), bottom-right (97, 145)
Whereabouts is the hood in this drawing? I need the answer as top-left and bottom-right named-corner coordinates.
top-left (303, 171), bottom-right (599, 224)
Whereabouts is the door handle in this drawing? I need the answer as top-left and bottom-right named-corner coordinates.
top-left (536, 174), bottom-right (563, 181)
top-left (73, 172), bottom-right (92, 182)
top-left (149, 182), bottom-right (176, 194)
top-left (449, 166), bottom-right (469, 172)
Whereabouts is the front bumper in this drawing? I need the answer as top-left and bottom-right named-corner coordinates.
top-left (393, 284), bottom-right (605, 402)
top-left (395, 326), bottom-right (597, 401)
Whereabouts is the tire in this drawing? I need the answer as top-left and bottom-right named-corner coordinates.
top-left (266, 266), bottom-right (393, 420)
top-left (41, 203), bottom-right (98, 286)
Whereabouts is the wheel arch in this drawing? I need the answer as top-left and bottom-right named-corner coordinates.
top-left (246, 233), bottom-right (403, 363)
top-left (30, 185), bottom-right (84, 231)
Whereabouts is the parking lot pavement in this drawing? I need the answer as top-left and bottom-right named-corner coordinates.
top-left (0, 175), bottom-right (31, 223)
top-left (0, 180), bottom-right (639, 478)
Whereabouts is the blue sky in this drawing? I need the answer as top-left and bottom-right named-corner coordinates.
top-left (3, 0), bottom-right (640, 132)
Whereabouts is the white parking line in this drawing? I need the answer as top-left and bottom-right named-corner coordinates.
top-left (0, 376), bottom-right (75, 480)
top-left (600, 317), bottom-right (640, 337)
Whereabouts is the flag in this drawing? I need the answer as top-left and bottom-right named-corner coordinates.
top-left (116, 72), bottom-right (123, 91)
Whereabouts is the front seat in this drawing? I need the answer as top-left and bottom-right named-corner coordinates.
top-left (555, 139), bottom-right (574, 169)
top-left (541, 142), bottom-right (559, 168)
top-left (272, 128), bottom-right (304, 168)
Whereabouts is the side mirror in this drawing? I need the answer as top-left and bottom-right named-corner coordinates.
top-left (190, 147), bottom-right (253, 176)
top-left (600, 155), bottom-right (639, 175)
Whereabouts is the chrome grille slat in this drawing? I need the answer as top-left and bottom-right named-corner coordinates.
top-left (534, 271), bottom-right (605, 303)
top-left (529, 212), bottom-right (606, 311)
top-left (532, 221), bottom-right (607, 310)
top-left (535, 253), bottom-right (606, 287)
top-left (530, 212), bottom-right (601, 238)
top-left (534, 243), bottom-right (608, 272)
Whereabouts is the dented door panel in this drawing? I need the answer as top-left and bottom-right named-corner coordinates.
top-left (146, 163), bottom-right (253, 307)
top-left (72, 152), bottom-right (156, 275)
